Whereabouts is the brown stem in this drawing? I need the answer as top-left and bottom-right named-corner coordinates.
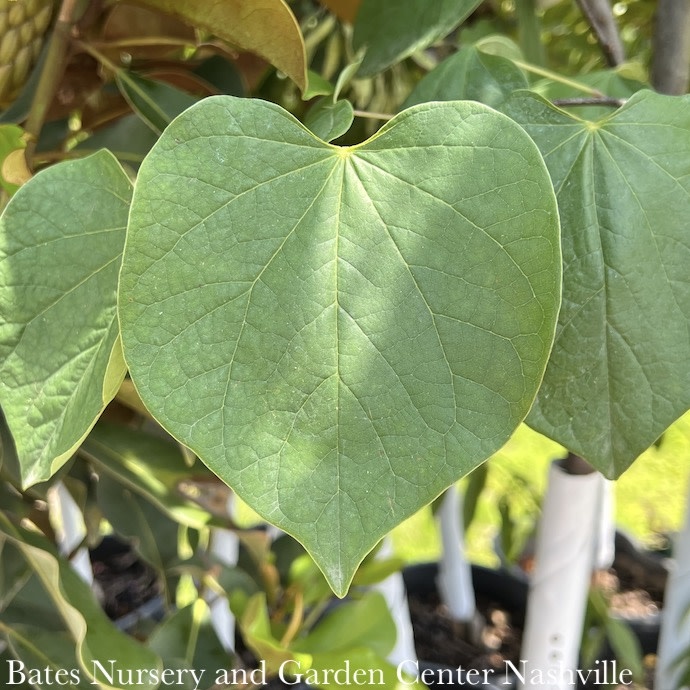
top-left (559, 452), bottom-right (596, 475)
top-left (24, 0), bottom-right (87, 163)
top-left (574, 0), bottom-right (625, 67)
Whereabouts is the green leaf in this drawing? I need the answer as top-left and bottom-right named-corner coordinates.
top-left (193, 56), bottom-right (245, 98)
top-left (0, 567), bottom-right (64, 632)
top-left (603, 617), bottom-right (644, 682)
top-left (96, 472), bottom-right (182, 581)
top-left (293, 592), bottom-right (394, 657)
top-left (0, 151), bottom-right (131, 487)
top-left (353, 0), bottom-right (483, 76)
top-left (298, 649), bottom-right (423, 689)
top-left (2, 626), bottom-right (92, 690)
top-left (533, 65), bottom-right (647, 120)
top-left (474, 35), bottom-right (524, 61)
top-left (132, 0), bottom-right (307, 93)
top-left (587, 588), bottom-right (644, 682)
top-left (115, 72), bottom-right (199, 136)
top-left (303, 98), bottom-right (354, 142)
top-left (76, 115), bottom-right (159, 165)
top-left (463, 463), bottom-right (488, 531)
top-left (0, 514), bottom-right (162, 689)
top-left (0, 647), bottom-right (34, 690)
top-left (147, 601), bottom-right (230, 678)
top-left (402, 45), bottom-right (528, 110)
top-left (333, 55), bottom-right (364, 102)
top-left (0, 407), bottom-right (22, 486)
top-left (119, 96), bottom-right (561, 595)
top-left (502, 90), bottom-right (690, 477)
top-left (0, 124), bottom-right (25, 195)
top-left (82, 423), bottom-right (221, 530)
top-left (304, 70), bottom-right (334, 100)
top-left (240, 592), bottom-right (312, 674)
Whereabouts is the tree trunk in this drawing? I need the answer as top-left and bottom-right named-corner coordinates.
top-left (652, 0), bottom-right (690, 94)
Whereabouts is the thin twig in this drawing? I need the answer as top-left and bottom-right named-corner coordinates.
top-left (552, 96), bottom-right (626, 108)
top-left (353, 109), bottom-right (394, 121)
top-left (574, 0), bottom-right (625, 67)
top-left (511, 59), bottom-right (604, 96)
top-left (24, 0), bottom-right (85, 163)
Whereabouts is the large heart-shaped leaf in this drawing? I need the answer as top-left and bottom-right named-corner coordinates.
top-left (119, 96), bottom-right (561, 594)
top-left (502, 90), bottom-right (690, 477)
top-left (0, 151), bottom-right (131, 487)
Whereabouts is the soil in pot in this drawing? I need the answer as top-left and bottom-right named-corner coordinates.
top-left (90, 535), bottom-right (164, 633)
top-left (404, 542), bottom-right (667, 690)
top-left (404, 563), bottom-right (526, 685)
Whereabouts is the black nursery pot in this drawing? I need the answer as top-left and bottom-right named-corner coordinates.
top-left (403, 562), bottom-right (528, 689)
top-left (404, 539), bottom-right (666, 690)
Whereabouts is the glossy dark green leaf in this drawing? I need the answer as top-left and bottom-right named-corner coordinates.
top-left (0, 151), bottom-right (131, 487)
top-left (502, 90), bottom-right (690, 477)
top-left (402, 45), bottom-right (528, 110)
top-left (119, 96), bottom-right (560, 595)
top-left (353, 0), bottom-right (483, 76)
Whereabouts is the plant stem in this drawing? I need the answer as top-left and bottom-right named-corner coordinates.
top-left (511, 59), bottom-right (603, 95)
top-left (552, 96), bottom-right (626, 107)
top-left (353, 109), bottom-right (394, 121)
top-left (560, 452), bottom-right (596, 475)
top-left (300, 597), bottom-right (330, 631)
top-left (185, 599), bottom-right (204, 663)
top-left (574, 0), bottom-right (625, 66)
top-left (24, 0), bottom-right (84, 162)
top-left (278, 589), bottom-right (304, 647)
top-left (73, 40), bottom-right (123, 75)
